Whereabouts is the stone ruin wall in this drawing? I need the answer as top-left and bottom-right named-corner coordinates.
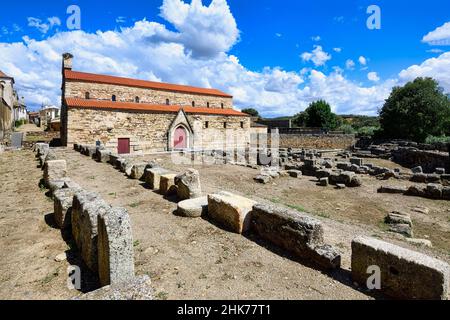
top-left (66, 107), bottom-right (251, 153)
top-left (266, 133), bottom-right (356, 150)
top-left (65, 81), bottom-right (233, 109)
top-left (392, 148), bottom-right (450, 173)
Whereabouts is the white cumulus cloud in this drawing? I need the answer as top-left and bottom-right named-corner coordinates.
top-left (27, 16), bottom-right (61, 34)
top-left (368, 71), bottom-right (380, 82)
top-left (358, 56), bottom-right (367, 66)
top-left (422, 22), bottom-right (450, 45)
top-left (301, 45), bottom-right (332, 67)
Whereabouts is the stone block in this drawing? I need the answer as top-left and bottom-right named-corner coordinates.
top-left (351, 236), bottom-right (449, 300)
top-left (426, 183), bottom-right (443, 199)
top-left (207, 192), bottom-right (257, 234)
top-left (97, 207), bottom-right (135, 287)
top-left (319, 177), bottom-right (329, 186)
top-left (435, 168), bottom-right (446, 175)
top-left (411, 166), bottom-right (423, 174)
top-left (54, 187), bottom-right (79, 229)
top-left (177, 196), bottom-right (208, 218)
top-left (251, 203), bottom-right (340, 269)
top-left (175, 169), bottom-right (202, 200)
top-left (129, 163), bottom-right (149, 180)
top-left (443, 187), bottom-right (450, 200)
top-left (254, 175), bottom-right (271, 184)
top-left (287, 170), bottom-right (302, 178)
top-left (377, 185), bottom-right (408, 194)
top-left (44, 160), bottom-right (67, 187)
top-left (72, 190), bottom-right (111, 272)
top-left (159, 173), bottom-right (177, 195)
top-left (146, 167), bottom-right (170, 190)
top-left (350, 157), bottom-right (363, 166)
top-left (97, 150), bottom-right (111, 163)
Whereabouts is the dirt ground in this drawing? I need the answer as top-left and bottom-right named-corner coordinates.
top-left (0, 143), bottom-right (449, 300)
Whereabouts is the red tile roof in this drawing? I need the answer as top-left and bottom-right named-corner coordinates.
top-left (65, 98), bottom-right (249, 117)
top-left (64, 70), bottom-right (232, 98)
top-left (0, 70), bottom-right (13, 79)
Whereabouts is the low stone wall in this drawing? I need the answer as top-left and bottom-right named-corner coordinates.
top-left (268, 134), bottom-right (356, 150)
top-left (392, 148), bottom-right (450, 173)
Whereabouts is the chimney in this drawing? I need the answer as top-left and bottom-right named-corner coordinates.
top-left (62, 53), bottom-right (73, 70)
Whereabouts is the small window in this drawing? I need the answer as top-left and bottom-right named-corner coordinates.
top-left (135, 96), bottom-right (140, 103)
top-left (85, 92), bottom-right (90, 99)
top-left (166, 99), bottom-right (170, 105)
top-left (221, 103), bottom-right (224, 109)
top-left (192, 101), bottom-right (195, 107)
top-left (112, 95), bottom-right (116, 102)
top-left (224, 122), bottom-right (227, 129)
top-left (204, 121), bottom-right (209, 129)
top-left (240, 121), bottom-right (244, 129)
top-left (207, 102), bottom-right (210, 108)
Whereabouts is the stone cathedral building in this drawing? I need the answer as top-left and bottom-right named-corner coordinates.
top-left (60, 53), bottom-right (251, 154)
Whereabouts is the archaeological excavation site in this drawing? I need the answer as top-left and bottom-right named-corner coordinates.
top-left (1, 1), bottom-right (450, 307)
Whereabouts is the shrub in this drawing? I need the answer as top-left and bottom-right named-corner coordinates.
top-left (379, 77), bottom-right (450, 142)
top-left (358, 126), bottom-right (379, 137)
top-left (337, 124), bottom-right (356, 134)
top-left (425, 135), bottom-right (450, 144)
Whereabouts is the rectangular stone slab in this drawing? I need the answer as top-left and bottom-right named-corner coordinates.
top-left (251, 203), bottom-right (340, 269)
top-left (145, 168), bottom-right (169, 190)
top-left (54, 187), bottom-right (79, 229)
top-left (207, 191), bottom-right (257, 234)
top-left (351, 236), bottom-right (450, 300)
top-left (97, 207), bottom-right (135, 287)
top-left (159, 173), bottom-right (177, 195)
top-left (44, 160), bottom-right (67, 187)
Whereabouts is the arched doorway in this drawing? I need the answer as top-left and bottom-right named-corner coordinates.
top-left (173, 126), bottom-right (188, 149)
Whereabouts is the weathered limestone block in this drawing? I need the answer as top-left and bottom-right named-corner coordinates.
top-left (48, 178), bottom-right (70, 195)
top-left (44, 160), bottom-right (67, 187)
top-left (385, 211), bottom-right (412, 226)
top-left (177, 196), bottom-right (208, 218)
top-left (426, 183), bottom-right (443, 199)
top-left (351, 236), bottom-right (449, 300)
top-left (146, 167), bottom-right (170, 190)
top-left (436, 168), bottom-right (446, 175)
top-left (159, 173), bottom-right (177, 195)
top-left (319, 177), bottom-right (329, 186)
top-left (54, 187), bottom-right (79, 229)
top-left (350, 157), bottom-right (363, 166)
top-left (254, 174), bottom-right (271, 184)
top-left (75, 275), bottom-right (153, 300)
top-left (251, 203), bottom-right (341, 269)
top-left (207, 192), bottom-right (257, 234)
top-left (116, 158), bottom-right (128, 171)
top-left (316, 169), bottom-right (332, 179)
top-left (287, 170), bottom-right (302, 178)
top-left (175, 169), bottom-right (202, 200)
top-left (35, 143), bottom-right (49, 158)
top-left (41, 149), bottom-right (57, 168)
top-left (72, 191), bottom-right (100, 250)
top-left (97, 207), bottom-right (135, 287)
top-left (87, 146), bottom-right (97, 157)
top-left (443, 187), bottom-right (450, 200)
top-left (377, 185), bottom-right (408, 194)
top-left (108, 154), bottom-right (120, 167)
top-left (97, 150), bottom-right (111, 163)
top-left (411, 166), bottom-right (423, 174)
top-left (129, 163), bottom-right (149, 180)
top-left (411, 173), bottom-right (427, 183)
top-left (72, 190), bottom-right (111, 272)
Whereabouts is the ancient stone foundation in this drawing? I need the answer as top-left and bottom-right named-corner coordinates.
top-left (97, 207), bottom-right (135, 287)
top-left (351, 236), bottom-right (449, 300)
top-left (251, 203), bottom-right (341, 269)
top-left (44, 160), bottom-right (67, 187)
top-left (207, 192), bottom-right (257, 234)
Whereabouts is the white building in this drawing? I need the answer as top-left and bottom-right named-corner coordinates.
top-left (39, 105), bottom-right (60, 129)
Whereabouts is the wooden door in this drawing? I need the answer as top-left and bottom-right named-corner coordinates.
top-left (118, 138), bottom-right (130, 154)
top-left (173, 127), bottom-right (187, 149)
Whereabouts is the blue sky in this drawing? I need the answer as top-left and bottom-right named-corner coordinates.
top-left (1, 0), bottom-right (449, 116)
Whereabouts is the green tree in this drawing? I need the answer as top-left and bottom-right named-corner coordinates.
top-left (379, 77), bottom-right (450, 142)
top-left (294, 100), bottom-right (339, 130)
top-left (241, 108), bottom-right (260, 117)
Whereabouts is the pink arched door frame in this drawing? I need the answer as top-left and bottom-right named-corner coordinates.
top-left (173, 126), bottom-right (188, 149)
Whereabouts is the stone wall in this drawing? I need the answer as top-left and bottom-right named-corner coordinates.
top-left (392, 148), bottom-right (450, 173)
top-left (66, 107), bottom-right (251, 153)
top-left (65, 81), bottom-right (233, 109)
top-left (267, 134), bottom-right (356, 150)
top-left (0, 102), bottom-right (12, 141)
